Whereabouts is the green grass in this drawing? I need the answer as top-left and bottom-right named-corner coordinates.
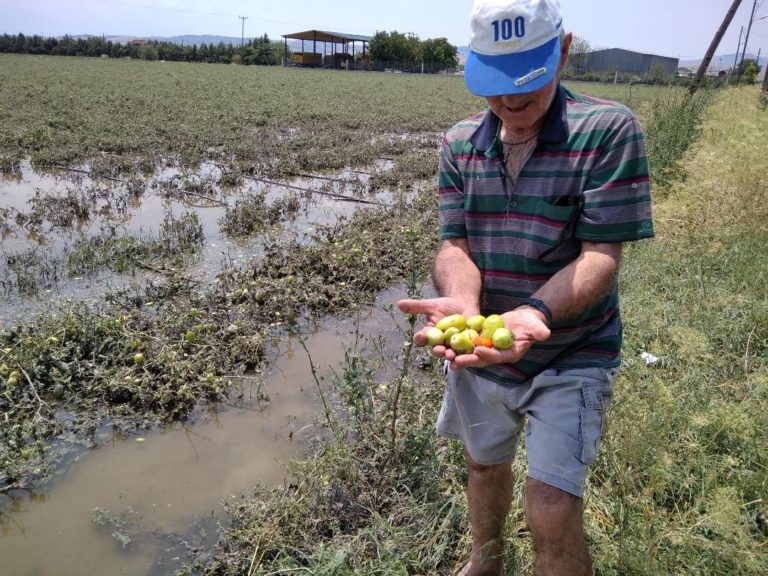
top-left (0, 54), bottom-right (673, 178)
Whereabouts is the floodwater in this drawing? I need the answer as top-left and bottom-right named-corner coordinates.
top-left (0, 159), bottom-right (397, 324)
top-left (0, 284), bottom-right (423, 576)
top-left (0, 162), bottom-right (430, 575)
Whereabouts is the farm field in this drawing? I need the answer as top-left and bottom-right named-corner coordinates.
top-left (0, 53), bottom-right (766, 575)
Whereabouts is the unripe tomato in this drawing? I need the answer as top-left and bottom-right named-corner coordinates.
top-left (442, 326), bottom-right (461, 345)
top-left (463, 329), bottom-right (479, 342)
top-left (466, 315), bottom-right (486, 332)
top-left (449, 332), bottom-right (475, 355)
top-left (435, 314), bottom-right (467, 332)
top-left (481, 314), bottom-right (505, 338)
top-left (424, 327), bottom-right (444, 347)
top-left (491, 327), bottom-right (515, 350)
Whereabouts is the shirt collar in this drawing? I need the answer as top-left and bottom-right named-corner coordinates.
top-left (469, 84), bottom-right (569, 156)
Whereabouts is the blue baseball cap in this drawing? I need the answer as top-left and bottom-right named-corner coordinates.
top-left (465, 0), bottom-right (564, 96)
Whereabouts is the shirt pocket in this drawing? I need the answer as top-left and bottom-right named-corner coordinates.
top-left (511, 195), bottom-right (581, 261)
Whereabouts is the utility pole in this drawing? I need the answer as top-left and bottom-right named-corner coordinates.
top-left (733, 26), bottom-right (744, 72)
top-left (238, 16), bottom-right (248, 47)
top-left (690, 0), bottom-right (743, 94)
top-left (727, 26), bottom-right (744, 86)
top-left (736, 0), bottom-right (759, 83)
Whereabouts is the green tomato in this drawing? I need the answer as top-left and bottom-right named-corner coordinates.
top-left (424, 327), bottom-right (445, 347)
top-left (442, 326), bottom-right (461, 345)
top-left (481, 314), bottom-right (505, 338)
top-left (466, 315), bottom-right (486, 332)
top-left (449, 332), bottom-right (475, 355)
top-left (435, 314), bottom-right (467, 332)
top-left (491, 327), bottom-right (515, 350)
top-left (133, 353), bottom-right (145, 365)
top-left (463, 328), bottom-right (479, 342)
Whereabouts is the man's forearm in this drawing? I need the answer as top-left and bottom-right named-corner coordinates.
top-left (432, 239), bottom-right (482, 312)
top-left (525, 242), bottom-right (623, 324)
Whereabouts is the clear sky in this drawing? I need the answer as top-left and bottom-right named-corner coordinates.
top-left (2, 0), bottom-right (767, 61)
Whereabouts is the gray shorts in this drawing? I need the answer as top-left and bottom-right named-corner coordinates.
top-left (436, 366), bottom-right (617, 497)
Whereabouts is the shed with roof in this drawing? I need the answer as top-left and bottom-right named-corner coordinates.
top-left (584, 48), bottom-right (678, 76)
top-left (282, 30), bottom-right (372, 69)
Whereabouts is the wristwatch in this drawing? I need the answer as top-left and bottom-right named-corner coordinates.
top-left (518, 297), bottom-right (553, 325)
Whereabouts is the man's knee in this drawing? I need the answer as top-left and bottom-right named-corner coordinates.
top-left (524, 478), bottom-right (583, 538)
top-left (465, 450), bottom-right (512, 478)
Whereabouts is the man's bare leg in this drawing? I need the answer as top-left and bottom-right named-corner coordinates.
top-left (525, 478), bottom-right (592, 576)
top-left (462, 449), bottom-right (513, 575)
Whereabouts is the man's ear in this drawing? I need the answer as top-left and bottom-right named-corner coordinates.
top-left (558, 32), bottom-right (572, 73)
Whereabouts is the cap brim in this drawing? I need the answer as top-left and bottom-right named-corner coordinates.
top-left (465, 35), bottom-right (561, 97)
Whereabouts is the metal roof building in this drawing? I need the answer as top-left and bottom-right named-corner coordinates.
top-left (282, 30), bottom-right (372, 68)
top-left (586, 48), bottom-right (678, 76)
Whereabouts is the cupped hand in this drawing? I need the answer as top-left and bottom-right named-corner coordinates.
top-left (396, 297), bottom-right (478, 356)
top-left (445, 308), bottom-right (552, 369)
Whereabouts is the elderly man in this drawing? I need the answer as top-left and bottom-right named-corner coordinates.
top-left (398, 0), bottom-right (654, 574)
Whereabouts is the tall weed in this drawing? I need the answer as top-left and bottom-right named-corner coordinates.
top-left (645, 89), bottom-right (711, 190)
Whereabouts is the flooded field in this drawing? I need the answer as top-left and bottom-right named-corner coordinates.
top-left (0, 69), bottom-right (442, 571)
top-left (0, 285), bottom-right (421, 576)
top-left (0, 137), bottom-right (436, 574)
top-left (0, 158), bottom-right (401, 320)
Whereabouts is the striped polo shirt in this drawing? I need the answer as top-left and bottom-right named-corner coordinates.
top-left (438, 84), bottom-right (654, 385)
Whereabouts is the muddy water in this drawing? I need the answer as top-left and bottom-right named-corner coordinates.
top-left (0, 160), bottom-right (425, 573)
top-left (0, 160), bottom-right (397, 323)
top-left (0, 284), bottom-right (425, 575)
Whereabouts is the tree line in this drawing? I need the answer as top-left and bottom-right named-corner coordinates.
top-left (1, 31), bottom-right (461, 72)
top-left (0, 33), bottom-right (287, 65)
top-left (367, 32), bottom-right (459, 71)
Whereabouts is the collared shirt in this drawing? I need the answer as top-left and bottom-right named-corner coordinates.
top-left (438, 84), bottom-right (654, 385)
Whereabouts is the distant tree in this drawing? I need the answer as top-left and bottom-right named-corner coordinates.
top-left (140, 44), bottom-right (159, 61)
top-left (738, 58), bottom-right (761, 85)
top-left (369, 31), bottom-right (418, 65)
top-left (420, 37), bottom-right (458, 71)
top-left (568, 34), bottom-right (591, 74)
top-left (241, 34), bottom-right (283, 66)
top-left (271, 40), bottom-right (291, 65)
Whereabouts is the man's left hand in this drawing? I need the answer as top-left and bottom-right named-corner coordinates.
top-left (445, 307), bottom-right (551, 369)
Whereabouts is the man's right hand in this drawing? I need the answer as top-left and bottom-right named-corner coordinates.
top-left (396, 297), bottom-right (479, 356)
